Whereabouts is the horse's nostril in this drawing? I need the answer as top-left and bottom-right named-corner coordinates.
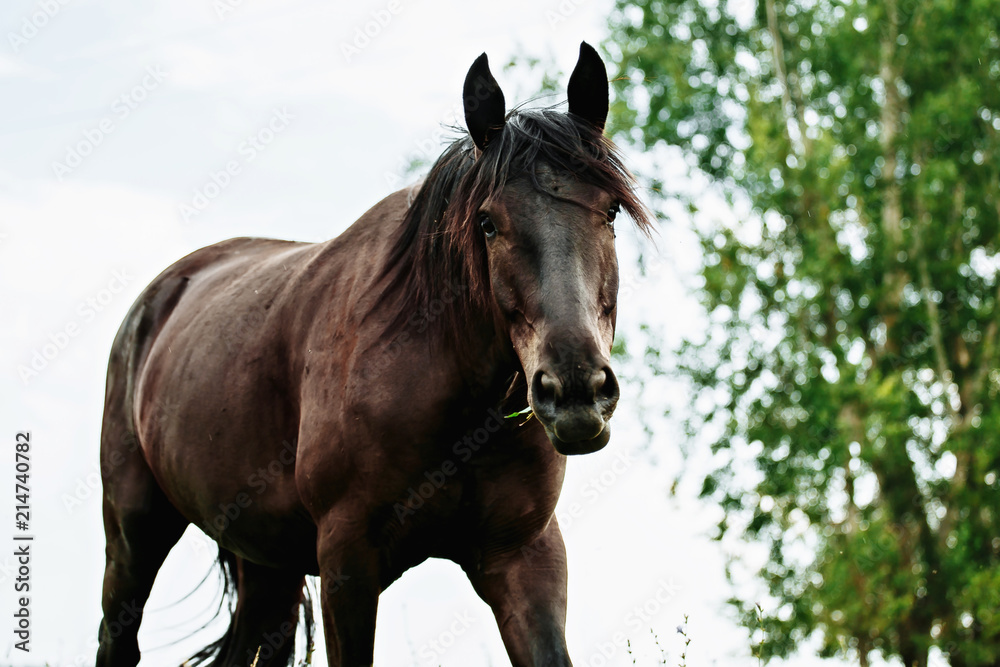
top-left (594, 366), bottom-right (619, 403)
top-left (536, 371), bottom-right (562, 404)
top-left (534, 366), bottom-right (617, 413)
top-left (589, 369), bottom-right (607, 400)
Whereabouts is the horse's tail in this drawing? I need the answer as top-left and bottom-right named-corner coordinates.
top-left (183, 547), bottom-right (238, 666)
top-left (185, 547), bottom-right (316, 667)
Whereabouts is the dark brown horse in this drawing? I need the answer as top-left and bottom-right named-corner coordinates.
top-left (97, 42), bottom-right (651, 667)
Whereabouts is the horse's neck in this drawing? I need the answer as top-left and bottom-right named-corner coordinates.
top-left (314, 183), bottom-right (521, 404)
top-left (450, 316), bottom-right (526, 410)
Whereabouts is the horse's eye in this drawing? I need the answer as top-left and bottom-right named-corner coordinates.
top-left (607, 202), bottom-right (621, 225)
top-left (480, 214), bottom-right (497, 238)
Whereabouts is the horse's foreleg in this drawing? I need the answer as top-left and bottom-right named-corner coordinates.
top-left (466, 518), bottom-right (573, 667)
top-left (316, 518), bottom-right (380, 667)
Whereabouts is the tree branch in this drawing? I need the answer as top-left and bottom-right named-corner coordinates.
top-left (879, 0), bottom-right (903, 247)
top-left (764, 0), bottom-right (807, 156)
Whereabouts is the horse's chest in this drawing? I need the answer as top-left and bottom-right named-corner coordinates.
top-left (375, 432), bottom-right (565, 566)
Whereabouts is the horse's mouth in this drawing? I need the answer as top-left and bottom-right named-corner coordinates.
top-left (528, 399), bottom-right (616, 456)
top-left (543, 421), bottom-right (611, 456)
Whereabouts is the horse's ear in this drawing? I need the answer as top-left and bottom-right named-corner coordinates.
top-left (464, 53), bottom-right (506, 152)
top-left (567, 41), bottom-right (609, 132)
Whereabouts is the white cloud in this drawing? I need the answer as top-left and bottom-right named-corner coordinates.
top-left (0, 53), bottom-right (52, 78)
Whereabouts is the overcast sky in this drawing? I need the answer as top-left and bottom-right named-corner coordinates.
top-left (0, 1), bottom-right (848, 666)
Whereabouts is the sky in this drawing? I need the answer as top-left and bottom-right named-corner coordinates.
top-left (0, 1), bottom-right (846, 666)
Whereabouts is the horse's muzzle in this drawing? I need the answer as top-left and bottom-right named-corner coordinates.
top-left (530, 365), bottom-right (619, 455)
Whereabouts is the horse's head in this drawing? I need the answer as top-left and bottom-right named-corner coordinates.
top-left (460, 43), bottom-right (649, 456)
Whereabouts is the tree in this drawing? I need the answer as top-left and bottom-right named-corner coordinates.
top-left (607, 0), bottom-right (1000, 665)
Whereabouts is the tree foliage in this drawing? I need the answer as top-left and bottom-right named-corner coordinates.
top-left (608, 1), bottom-right (1000, 665)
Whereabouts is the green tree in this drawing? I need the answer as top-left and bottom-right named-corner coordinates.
top-left (607, 1), bottom-right (1000, 665)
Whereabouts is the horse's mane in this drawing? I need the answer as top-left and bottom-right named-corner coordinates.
top-left (377, 106), bottom-right (653, 364)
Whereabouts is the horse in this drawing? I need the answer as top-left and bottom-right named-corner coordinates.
top-left (96, 41), bottom-right (652, 667)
